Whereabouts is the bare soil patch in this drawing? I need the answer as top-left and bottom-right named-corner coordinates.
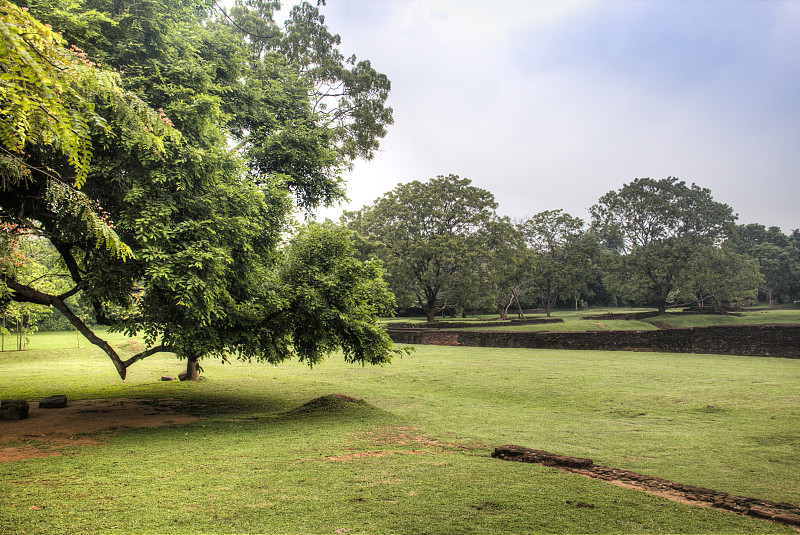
top-left (324, 450), bottom-right (428, 462)
top-left (0, 398), bottom-right (200, 462)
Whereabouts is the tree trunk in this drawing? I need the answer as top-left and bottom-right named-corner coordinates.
top-left (424, 288), bottom-right (438, 324)
top-left (768, 288), bottom-right (773, 306)
top-left (426, 307), bottom-right (436, 324)
top-left (497, 302), bottom-right (507, 320)
top-left (184, 354), bottom-right (200, 381)
top-left (657, 301), bottom-right (667, 314)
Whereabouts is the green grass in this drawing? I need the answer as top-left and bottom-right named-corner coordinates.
top-left (641, 308), bottom-right (800, 329)
top-left (387, 309), bottom-right (662, 332)
top-left (393, 307), bottom-right (800, 332)
top-left (455, 318), bottom-right (660, 332)
top-left (1, 333), bottom-right (799, 533)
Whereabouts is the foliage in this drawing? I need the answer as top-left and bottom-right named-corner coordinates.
top-left (273, 223), bottom-right (401, 366)
top-left (591, 177), bottom-right (737, 312)
top-left (521, 210), bottom-right (602, 316)
top-left (0, 234), bottom-right (80, 343)
top-left (0, 0), bottom-right (173, 261)
top-left (345, 175), bottom-right (498, 323)
top-left (728, 224), bottom-right (800, 304)
top-left (675, 245), bottom-right (762, 306)
top-left (480, 217), bottom-right (528, 319)
top-left (0, 0), bottom-right (100, 185)
top-left (0, 0), bottom-right (397, 378)
top-left (223, 0), bottom-right (393, 209)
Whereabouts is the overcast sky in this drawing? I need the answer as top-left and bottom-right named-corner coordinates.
top-left (281, 0), bottom-right (799, 232)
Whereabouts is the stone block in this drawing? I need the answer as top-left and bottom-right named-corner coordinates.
top-left (39, 395), bottom-right (68, 409)
top-left (0, 399), bottom-right (29, 420)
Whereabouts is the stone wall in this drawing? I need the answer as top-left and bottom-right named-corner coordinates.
top-left (388, 324), bottom-right (800, 358)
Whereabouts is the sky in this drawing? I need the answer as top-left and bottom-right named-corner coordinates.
top-left (277, 0), bottom-right (799, 232)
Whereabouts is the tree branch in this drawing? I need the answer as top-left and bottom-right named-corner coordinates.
top-left (4, 278), bottom-right (129, 379)
top-left (122, 344), bottom-right (175, 368)
top-left (56, 284), bottom-right (82, 301)
top-left (51, 240), bottom-right (83, 284)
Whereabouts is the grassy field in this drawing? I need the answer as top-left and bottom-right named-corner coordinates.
top-left (392, 307), bottom-right (800, 332)
top-left (642, 308), bottom-right (800, 329)
top-left (1, 331), bottom-right (799, 533)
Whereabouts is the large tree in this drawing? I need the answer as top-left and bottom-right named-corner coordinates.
top-left (0, 0), bottom-right (399, 379)
top-left (345, 175), bottom-right (498, 323)
top-left (591, 177), bottom-right (736, 313)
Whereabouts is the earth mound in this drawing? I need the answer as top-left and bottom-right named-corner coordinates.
top-left (286, 394), bottom-right (375, 416)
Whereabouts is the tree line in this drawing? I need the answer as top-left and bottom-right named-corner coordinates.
top-left (344, 175), bottom-right (799, 323)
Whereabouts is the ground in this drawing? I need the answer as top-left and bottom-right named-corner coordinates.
top-left (0, 398), bottom-right (199, 462)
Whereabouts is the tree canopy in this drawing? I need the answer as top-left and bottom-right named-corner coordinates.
top-left (728, 224), bottom-right (800, 305)
top-left (343, 175), bottom-right (793, 318)
top-left (521, 210), bottom-right (600, 317)
top-left (591, 177), bottom-right (737, 313)
top-left (0, 0), bottom-right (399, 379)
top-left (345, 175), bottom-right (498, 323)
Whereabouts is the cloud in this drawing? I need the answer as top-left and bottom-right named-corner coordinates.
top-left (294, 1), bottom-right (799, 231)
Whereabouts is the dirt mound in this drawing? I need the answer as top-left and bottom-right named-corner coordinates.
top-left (286, 394), bottom-right (374, 416)
top-left (0, 398), bottom-right (200, 462)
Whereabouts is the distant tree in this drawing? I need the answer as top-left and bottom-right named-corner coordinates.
top-left (562, 233), bottom-right (604, 311)
top-left (521, 210), bottom-right (598, 317)
top-left (591, 178), bottom-right (736, 313)
top-left (479, 217), bottom-right (527, 320)
top-left (345, 175), bottom-right (497, 323)
top-left (676, 246), bottom-right (762, 307)
top-left (728, 224), bottom-right (800, 304)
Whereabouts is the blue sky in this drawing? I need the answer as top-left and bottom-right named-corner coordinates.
top-left (279, 0), bottom-right (799, 231)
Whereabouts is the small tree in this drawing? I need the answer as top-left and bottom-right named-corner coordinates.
top-left (482, 218), bottom-right (528, 320)
top-left (521, 210), bottom-right (598, 317)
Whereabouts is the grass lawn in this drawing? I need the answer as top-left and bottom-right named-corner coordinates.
top-left (394, 307), bottom-right (800, 332)
top-left (641, 308), bottom-right (800, 329)
top-left (386, 309), bottom-right (661, 332)
top-left (0, 331), bottom-right (798, 533)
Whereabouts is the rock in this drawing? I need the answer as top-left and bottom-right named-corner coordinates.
top-left (178, 371), bottom-right (188, 381)
top-left (747, 506), bottom-right (774, 519)
top-left (772, 513), bottom-right (800, 526)
top-left (39, 395), bottom-right (67, 409)
top-left (492, 445), bottom-right (593, 468)
top-left (161, 376), bottom-right (177, 381)
top-left (0, 399), bottom-right (30, 420)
